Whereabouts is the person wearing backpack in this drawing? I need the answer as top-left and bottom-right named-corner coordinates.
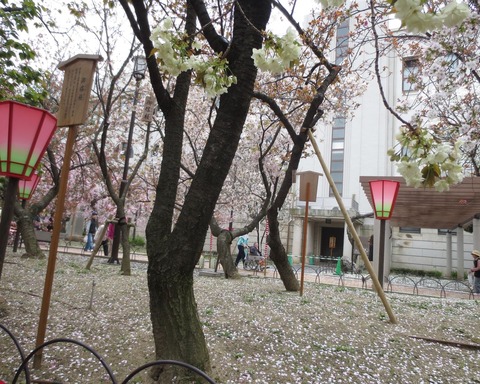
top-left (235, 234), bottom-right (249, 267)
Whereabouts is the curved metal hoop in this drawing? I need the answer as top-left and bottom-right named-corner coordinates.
top-left (12, 338), bottom-right (117, 384)
top-left (121, 359), bottom-right (216, 384)
top-left (1, 325), bottom-right (216, 384)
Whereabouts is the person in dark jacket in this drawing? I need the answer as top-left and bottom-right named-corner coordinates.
top-left (84, 212), bottom-right (98, 251)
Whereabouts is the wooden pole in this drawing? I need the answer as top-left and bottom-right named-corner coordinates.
top-left (0, 177), bottom-right (19, 280)
top-left (299, 182), bottom-right (310, 296)
top-left (34, 126), bottom-right (78, 368)
top-left (378, 219), bottom-right (386, 288)
top-left (307, 130), bottom-right (397, 323)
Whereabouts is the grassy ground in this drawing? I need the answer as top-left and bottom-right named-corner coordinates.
top-left (1, 251), bottom-right (479, 383)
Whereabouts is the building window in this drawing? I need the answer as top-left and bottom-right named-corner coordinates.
top-left (332, 141), bottom-right (344, 150)
top-left (438, 229), bottom-right (457, 235)
top-left (399, 227), bottom-right (421, 234)
top-left (329, 183), bottom-right (343, 196)
top-left (402, 57), bottom-right (419, 92)
top-left (329, 20), bottom-right (350, 197)
top-left (444, 53), bottom-right (459, 74)
top-left (330, 149), bottom-right (344, 196)
top-left (335, 20), bottom-right (349, 65)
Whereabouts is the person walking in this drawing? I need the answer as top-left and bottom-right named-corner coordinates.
top-left (470, 250), bottom-right (480, 294)
top-left (84, 212), bottom-right (98, 251)
top-left (235, 234), bottom-right (249, 267)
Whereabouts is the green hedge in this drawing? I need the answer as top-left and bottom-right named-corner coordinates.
top-left (129, 236), bottom-right (145, 247)
top-left (391, 268), bottom-right (442, 279)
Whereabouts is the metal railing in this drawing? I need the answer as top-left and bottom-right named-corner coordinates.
top-left (0, 323), bottom-right (216, 384)
top-left (269, 264), bottom-right (475, 299)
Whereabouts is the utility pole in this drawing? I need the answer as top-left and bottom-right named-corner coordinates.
top-left (109, 56), bottom-right (147, 264)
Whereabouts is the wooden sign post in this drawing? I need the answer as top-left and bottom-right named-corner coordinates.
top-left (296, 171), bottom-right (321, 296)
top-left (34, 54), bottom-right (103, 368)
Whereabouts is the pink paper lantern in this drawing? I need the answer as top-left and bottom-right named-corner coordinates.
top-left (0, 101), bottom-right (57, 180)
top-left (18, 172), bottom-right (41, 200)
top-left (369, 180), bottom-right (400, 220)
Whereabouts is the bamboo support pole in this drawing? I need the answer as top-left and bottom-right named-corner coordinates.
top-left (307, 129), bottom-right (397, 324)
top-left (85, 218), bottom-right (115, 270)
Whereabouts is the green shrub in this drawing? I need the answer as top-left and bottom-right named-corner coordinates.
top-left (129, 236), bottom-right (145, 247)
top-left (450, 271), bottom-right (468, 280)
top-left (391, 268), bottom-right (442, 278)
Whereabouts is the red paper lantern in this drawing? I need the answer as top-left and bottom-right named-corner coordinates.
top-left (0, 101), bottom-right (57, 180)
top-left (369, 180), bottom-right (400, 220)
top-left (18, 172), bottom-right (41, 200)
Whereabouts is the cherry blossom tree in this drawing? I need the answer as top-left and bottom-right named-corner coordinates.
top-left (117, 1), bottom-right (276, 378)
top-left (4, 2), bottom-right (150, 268)
top-left (117, 0), bottom-right (470, 377)
top-left (210, 106), bottom-right (290, 278)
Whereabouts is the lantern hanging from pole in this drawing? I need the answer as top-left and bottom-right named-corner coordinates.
top-left (133, 55), bottom-right (147, 80)
top-left (0, 101), bottom-right (57, 180)
top-left (369, 180), bottom-right (400, 220)
top-left (18, 172), bottom-right (41, 200)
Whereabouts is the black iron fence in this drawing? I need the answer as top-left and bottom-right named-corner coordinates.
top-left (0, 323), bottom-right (216, 384)
top-left (270, 264), bottom-right (475, 299)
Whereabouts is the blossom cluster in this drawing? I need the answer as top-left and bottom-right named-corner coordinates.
top-left (193, 56), bottom-right (237, 98)
top-left (251, 28), bottom-right (302, 74)
top-left (388, 125), bottom-right (464, 191)
top-left (393, 0), bottom-right (471, 33)
top-left (314, 0), bottom-right (470, 33)
top-left (150, 18), bottom-right (236, 97)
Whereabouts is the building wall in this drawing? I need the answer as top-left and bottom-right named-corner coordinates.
top-left (391, 227), bottom-right (474, 275)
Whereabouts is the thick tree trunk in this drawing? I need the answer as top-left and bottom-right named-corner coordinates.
top-left (17, 208), bottom-right (45, 259)
top-left (148, 263), bottom-right (210, 381)
top-left (120, 224), bottom-right (131, 276)
top-left (267, 209), bottom-right (299, 291)
top-left (134, 1), bottom-right (272, 380)
top-left (216, 230), bottom-right (238, 278)
top-left (265, 130), bottom-right (309, 291)
top-left (265, 64), bottom-right (341, 291)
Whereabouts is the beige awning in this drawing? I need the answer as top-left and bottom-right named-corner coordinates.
top-left (360, 176), bottom-right (480, 230)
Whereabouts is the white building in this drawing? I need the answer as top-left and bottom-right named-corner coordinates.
top-left (285, 13), bottom-right (480, 280)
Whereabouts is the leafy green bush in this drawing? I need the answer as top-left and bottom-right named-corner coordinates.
top-left (391, 268), bottom-right (442, 278)
top-left (450, 271), bottom-right (468, 280)
top-left (129, 236), bottom-right (145, 247)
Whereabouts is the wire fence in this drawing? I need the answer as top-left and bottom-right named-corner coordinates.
top-left (0, 323), bottom-right (216, 384)
top-left (271, 263), bottom-right (475, 299)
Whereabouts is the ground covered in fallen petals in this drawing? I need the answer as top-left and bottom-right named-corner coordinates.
top-left (1, 251), bottom-right (479, 383)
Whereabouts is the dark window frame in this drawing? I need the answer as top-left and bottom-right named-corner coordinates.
top-left (399, 227), bottom-right (421, 234)
top-left (437, 229), bottom-right (457, 236)
top-left (402, 57), bottom-right (420, 92)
